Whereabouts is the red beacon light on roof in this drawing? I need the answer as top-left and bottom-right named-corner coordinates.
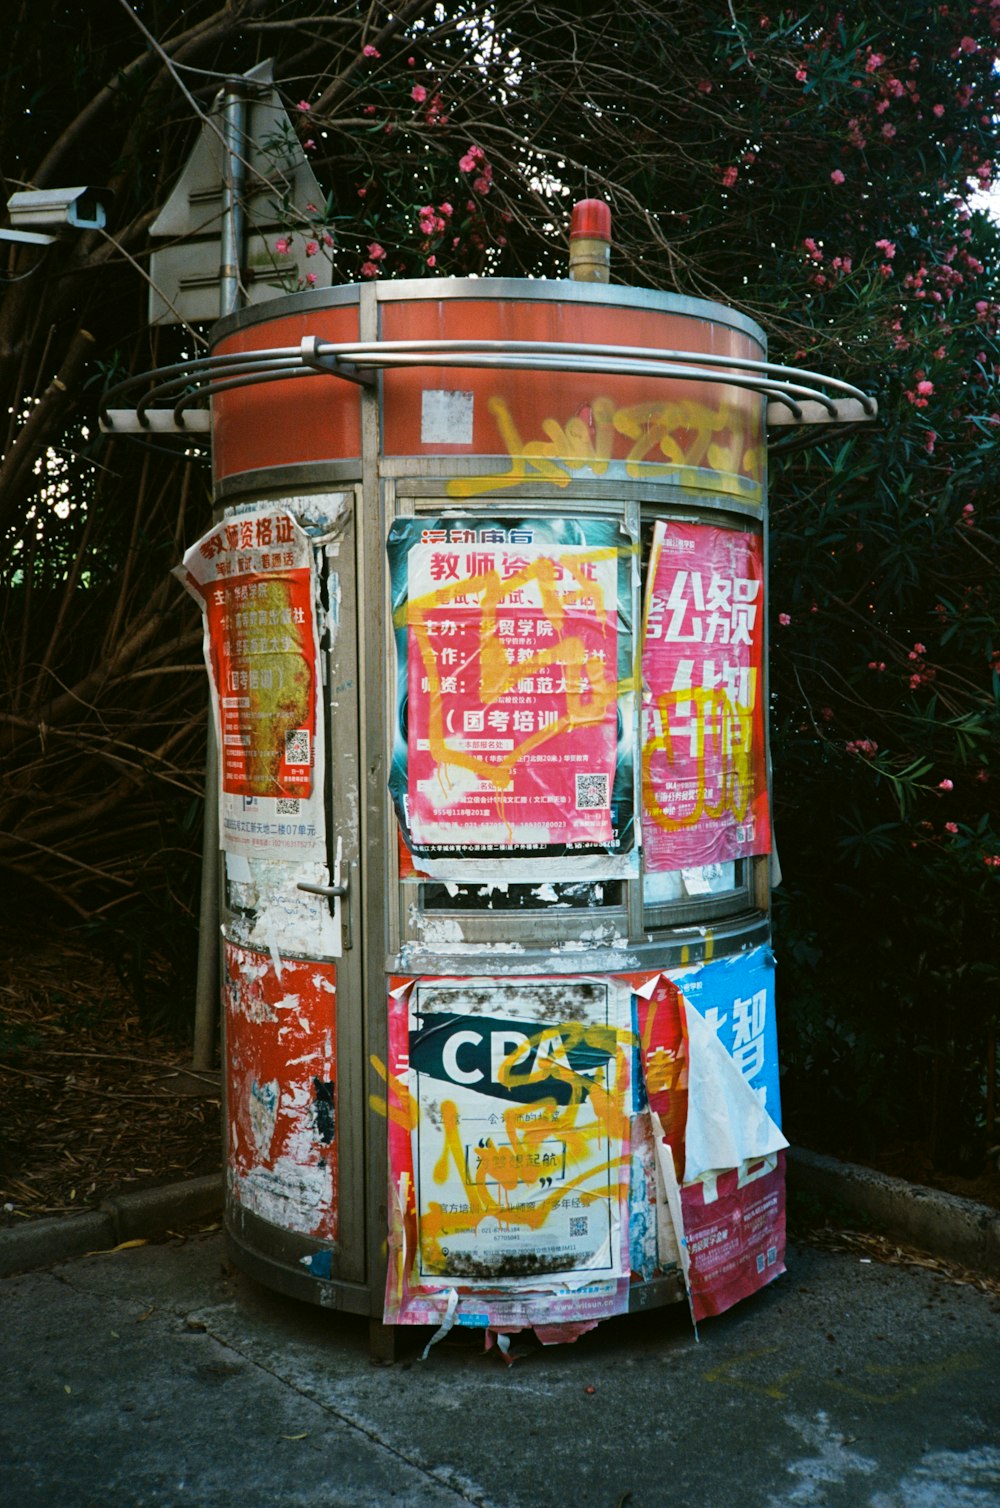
top-left (568, 198), bottom-right (612, 283)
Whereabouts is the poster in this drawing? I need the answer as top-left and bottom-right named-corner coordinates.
top-left (641, 520), bottom-right (770, 871)
top-left (680, 1153), bottom-right (786, 1321)
top-left (224, 941), bottom-right (337, 1240)
top-left (178, 503), bottom-right (327, 862)
top-left (669, 946), bottom-right (780, 1123)
top-left (386, 515), bottom-right (635, 870)
top-left (384, 974), bottom-right (633, 1330)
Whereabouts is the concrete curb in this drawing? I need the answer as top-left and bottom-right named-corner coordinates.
top-left (0, 1173), bottom-right (223, 1279)
top-left (3, 1153), bottom-right (999, 1283)
top-left (787, 1147), bottom-right (1000, 1278)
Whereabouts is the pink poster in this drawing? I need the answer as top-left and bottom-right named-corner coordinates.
top-left (680, 1151), bottom-right (787, 1321)
top-left (641, 520), bottom-right (770, 870)
top-left (405, 537), bottom-right (619, 848)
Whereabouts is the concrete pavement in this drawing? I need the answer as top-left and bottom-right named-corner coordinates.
top-left (3, 1224), bottom-right (1000, 1507)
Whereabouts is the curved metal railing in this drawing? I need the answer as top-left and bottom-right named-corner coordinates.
top-left (99, 335), bottom-right (878, 447)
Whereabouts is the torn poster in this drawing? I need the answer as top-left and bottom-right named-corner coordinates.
top-left (669, 946), bottom-right (780, 1123)
top-left (386, 514), bottom-right (636, 873)
top-left (680, 1152), bottom-right (787, 1321)
top-left (384, 974), bottom-right (633, 1329)
top-left (177, 503), bottom-right (327, 863)
top-left (224, 940), bottom-right (337, 1239)
top-left (640, 520), bottom-right (770, 870)
top-left (648, 994), bottom-right (787, 1321)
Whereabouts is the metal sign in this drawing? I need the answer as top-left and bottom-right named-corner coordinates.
top-left (149, 61), bottom-right (332, 324)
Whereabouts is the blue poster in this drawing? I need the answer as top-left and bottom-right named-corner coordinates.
top-left (669, 946), bottom-right (780, 1125)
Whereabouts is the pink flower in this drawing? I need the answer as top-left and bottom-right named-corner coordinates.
top-left (411, 84), bottom-right (427, 104)
top-left (360, 261), bottom-right (381, 279)
top-left (778, 612), bottom-right (791, 626)
top-left (362, 44), bottom-right (380, 58)
top-left (933, 103), bottom-right (945, 117)
top-left (303, 139), bottom-right (315, 152)
top-left (305, 239), bottom-right (319, 257)
top-left (938, 779), bottom-right (954, 791)
top-left (426, 255), bottom-right (436, 267)
top-left (305, 271), bottom-right (317, 286)
top-left (959, 35), bottom-right (978, 53)
top-left (721, 165), bottom-right (738, 188)
top-left (830, 169), bottom-right (845, 184)
top-left (916, 379), bottom-right (934, 396)
top-left (868, 661), bottom-right (886, 671)
top-left (945, 822), bottom-right (959, 834)
top-left (367, 242), bottom-right (386, 260)
top-left (274, 237), bottom-right (291, 255)
top-left (875, 238), bottom-right (896, 259)
top-left (296, 100), bottom-right (312, 113)
top-left (459, 145), bottom-right (485, 173)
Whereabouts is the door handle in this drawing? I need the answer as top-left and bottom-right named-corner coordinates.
top-left (296, 879), bottom-right (351, 950)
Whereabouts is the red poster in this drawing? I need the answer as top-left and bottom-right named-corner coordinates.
top-left (178, 505), bottom-right (326, 861)
top-left (640, 521), bottom-right (770, 870)
top-left (680, 1151), bottom-right (786, 1321)
top-left (629, 973), bottom-right (689, 1178)
top-left (406, 538), bottom-right (619, 847)
top-left (224, 942), bottom-right (338, 1240)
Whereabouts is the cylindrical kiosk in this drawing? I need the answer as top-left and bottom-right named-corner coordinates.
top-left (182, 272), bottom-right (790, 1343)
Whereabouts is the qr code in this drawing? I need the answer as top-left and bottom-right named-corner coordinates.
top-left (569, 1216), bottom-right (588, 1238)
top-left (575, 772), bottom-right (609, 809)
top-left (285, 728), bottom-right (310, 765)
top-left (276, 798), bottom-right (300, 815)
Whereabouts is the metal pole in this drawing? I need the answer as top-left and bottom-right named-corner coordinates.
top-left (192, 82), bottom-right (247, 1071)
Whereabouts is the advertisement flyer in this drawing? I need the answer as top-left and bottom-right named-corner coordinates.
top-left (680, 1152), bottom-right (787, 1321)
top-left (640, 520), bottom-right (770, 871)
top-left (384, 974), bottom-right (633, 1329)
top-left (178, 504), bottom-right (327, 862)
top-left (669, 947), bottom-right (780, 1123)
top-left (387, 515), bottom-right (635, 867)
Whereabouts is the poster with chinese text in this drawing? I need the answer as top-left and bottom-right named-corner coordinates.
top-left (178, 504), bottom-right (326, 862)
top-left (387, 515), bottom-right (635, 870)
top-left (641, 520), bottom-right (770, 870)
top-left (669, 947), bottom-right (780, 1123)
top-left (384, 974), bottom-right (633, 1329)
top-left (680, 1152), bottom-right (786, 1321)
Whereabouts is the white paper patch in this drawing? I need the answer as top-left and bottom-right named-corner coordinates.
top-left (420, 389), bottom-right (474, 445)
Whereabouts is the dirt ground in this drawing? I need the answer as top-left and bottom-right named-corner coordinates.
top-left (2, 919), bottom-right (998, 1230)
top-left (0, 919), bottom-right (221, 1228)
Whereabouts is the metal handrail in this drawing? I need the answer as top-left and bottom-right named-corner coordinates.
top-left (100, 334), bottom-right (878, 437)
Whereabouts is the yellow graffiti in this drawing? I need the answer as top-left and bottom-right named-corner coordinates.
top-left (642, 685), bottom-right (755, 830)
top-left (368, 1053), bottom-right (417, 1132)
top-left (827, 1351), bottom-right (985, 1404)
top-left (446, 395), bottom-right (764, 501)
top-left (705, 1347), bottom-right (806, 1401)
top-left (706, 1347), bottom-right (985, 1405)
top-left (403, 548), bottom-right (632, 798)
top-left (417, 1022), bottom-right (632, 1274)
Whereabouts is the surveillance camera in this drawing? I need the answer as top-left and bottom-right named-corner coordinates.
top-left (7, 186), bottom-right (112, 232)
